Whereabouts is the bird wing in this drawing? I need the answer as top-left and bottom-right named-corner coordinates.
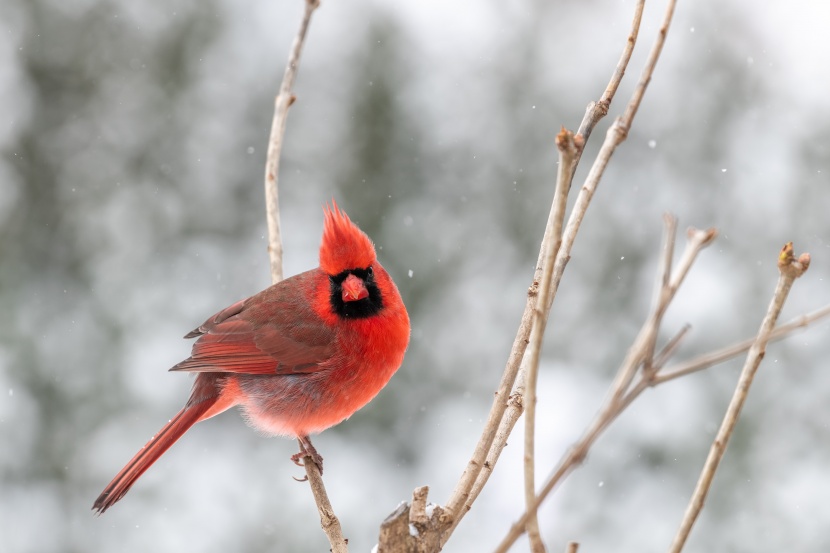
top-left (171, 273), bottom-right (337, 375)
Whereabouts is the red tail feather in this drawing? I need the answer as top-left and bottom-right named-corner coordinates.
top-left (92, 399), bottom-right (216, 514)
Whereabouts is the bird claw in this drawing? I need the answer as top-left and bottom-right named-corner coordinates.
top-left (291, 436), bottom-right (324, 479)
top-left (290, 451), bottom-right (307, 468)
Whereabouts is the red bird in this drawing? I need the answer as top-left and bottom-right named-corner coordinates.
top-left (93, 203), bottom-right (410, 513)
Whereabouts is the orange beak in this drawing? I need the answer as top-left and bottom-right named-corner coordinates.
top-left (341, 273), bottom-right (369, 302)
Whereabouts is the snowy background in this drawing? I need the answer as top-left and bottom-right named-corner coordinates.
top-left (2, 0), bottom-right (829, 551)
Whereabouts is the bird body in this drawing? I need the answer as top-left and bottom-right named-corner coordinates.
top-left (93, 203), bottom-right (409, 513)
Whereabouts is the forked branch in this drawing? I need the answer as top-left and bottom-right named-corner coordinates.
top-left (494, 218), bottom-right (714, 553)
top-left (441, 0), bottom-right (650, 537)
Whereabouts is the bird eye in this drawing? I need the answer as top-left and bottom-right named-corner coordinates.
top-left (366, 266), bottom-right (373, 277)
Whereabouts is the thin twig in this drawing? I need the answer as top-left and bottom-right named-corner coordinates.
top-left (440, 188), bottom-right (566, 540)
top-left (522, 129), bottom-right (578, 553)
top-left (264, 0), bottom-right (319, 284)
top-left (619, 0), bottom-right (677, 129)
top-left (450, 390), bottom-right (522, 540)
top-left (441, 1), bottom-right (652, 544)
top-left (644, 214), bottom-right (678, 373)
top-left (301, 448), bottom-right (349, 553)
top-left (668, 243), bottom-right (810, 553)
top-left (615, 306), bottom-right (829, 416)
top-left (566, 543), bottom-right (580, 553)
top-left (262, 2), bottom-right (346, 551)
top-left (550, 128), bottom-right (578, 272)
top-left (440, 276), bottom-right (539, 528)
top-left (575, 0), bottom-right (646, 144)
top-left (441, 155), bottom-right (569, 530)
top-left (609, 226), bottom-right (717, 408)
top-left (653, 304), bottom-right (830, 385)
top-left (494, 0), bottom-right (681, 541)
top-left (440, 131), bottom-right (579, 543)
top-left (493, 223), bottom-right (707, 553)
top-left (652, 323), bottom-right (691, 372)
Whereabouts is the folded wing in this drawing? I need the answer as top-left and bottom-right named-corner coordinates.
top-left (171, 276), bottom-right (336, 375)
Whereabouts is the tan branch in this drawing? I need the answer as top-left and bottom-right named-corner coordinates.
top-left (440, 278), bottom-right (538, 527)
top-left (441, 130), bottom-right (580, 544)
top-left (609, 225), bottom-right (716, 408)
top-left (619, 0), bottom-right (677, 129)
top-left (440, 0), bottom-right (649, 538)
top-left (300, 447), bottom-right (348, 553)
top-left (264, 0), bottom-right (319, 284)
top-left (653, 303), bottom-right (830, 385)
top-left (575, 0), bottom-right (646, 144)
top-left (522, 129), bottom-right (578, 553)
top-left (443, 390), bottom-right (523, 547)
top-left (668, 243), bottom-right (810, 553)
top-left (493, 218), bottom-right (708, 553)
top-left (652, 323), bottom-right (691, 372)
top-left (261, 2), bottom-right (345, 551)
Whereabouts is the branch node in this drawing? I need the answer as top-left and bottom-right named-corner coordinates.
top-left (555, 127), bottom-right (577, 155)
top-left (778, 242), bottom-right (810, 277)
top-left (611, 118), bottom-right (629, 141)
top-left (686, 226), bottom-right (718, 246)
top-left (508, 392), bottom-right (524, 409)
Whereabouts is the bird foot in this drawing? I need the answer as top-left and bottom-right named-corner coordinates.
top-left (291, 436), bottom-right (324, 478)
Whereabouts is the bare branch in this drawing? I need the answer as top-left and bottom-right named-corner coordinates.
top-left (299, 448), bottom-right (349, 553)
top-left (644, 214), bottom-right (678, 373)
top-left (264, 0), bottom-right (320, 284)
top-left (440, 279), bottom-right (537, 527)
top-left (550, 128), bottom-right (579, 269)
top-left (610, 226), bottom-right (716, 407)
top-left (576, 0), bottom-right (646, 143)
top-left (654, 304), bottom-right (830, 385)
top-left (668, 243), bottom-right (810, 553)
top-left (261, 1), bottom-right (345, 550)
top-left (441, 1), bottom-right (659, 547)
top-left (619, 0), bottom-right (677, 129)
top-left (443, 390), bottom-right (522, 545)
top-left (652, 323), bottom-right (691, 371)
top-left (493, 220), bottom-right (708, 553)
top-left (521, 129), bottom-right (578, 553)
top-left (441, 130), bottom-right (580, 542)
top-left (658, 214), bottom-right (678, 291)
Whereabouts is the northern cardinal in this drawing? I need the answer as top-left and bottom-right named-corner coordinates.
top-left (93, 202), bottom-right (410, 513)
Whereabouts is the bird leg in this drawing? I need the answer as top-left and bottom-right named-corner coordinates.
top-left (291, 435), bottom-right (324, 477)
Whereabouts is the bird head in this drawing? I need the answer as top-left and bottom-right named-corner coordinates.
top-left (320, 202), bottom-right (383, 318)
